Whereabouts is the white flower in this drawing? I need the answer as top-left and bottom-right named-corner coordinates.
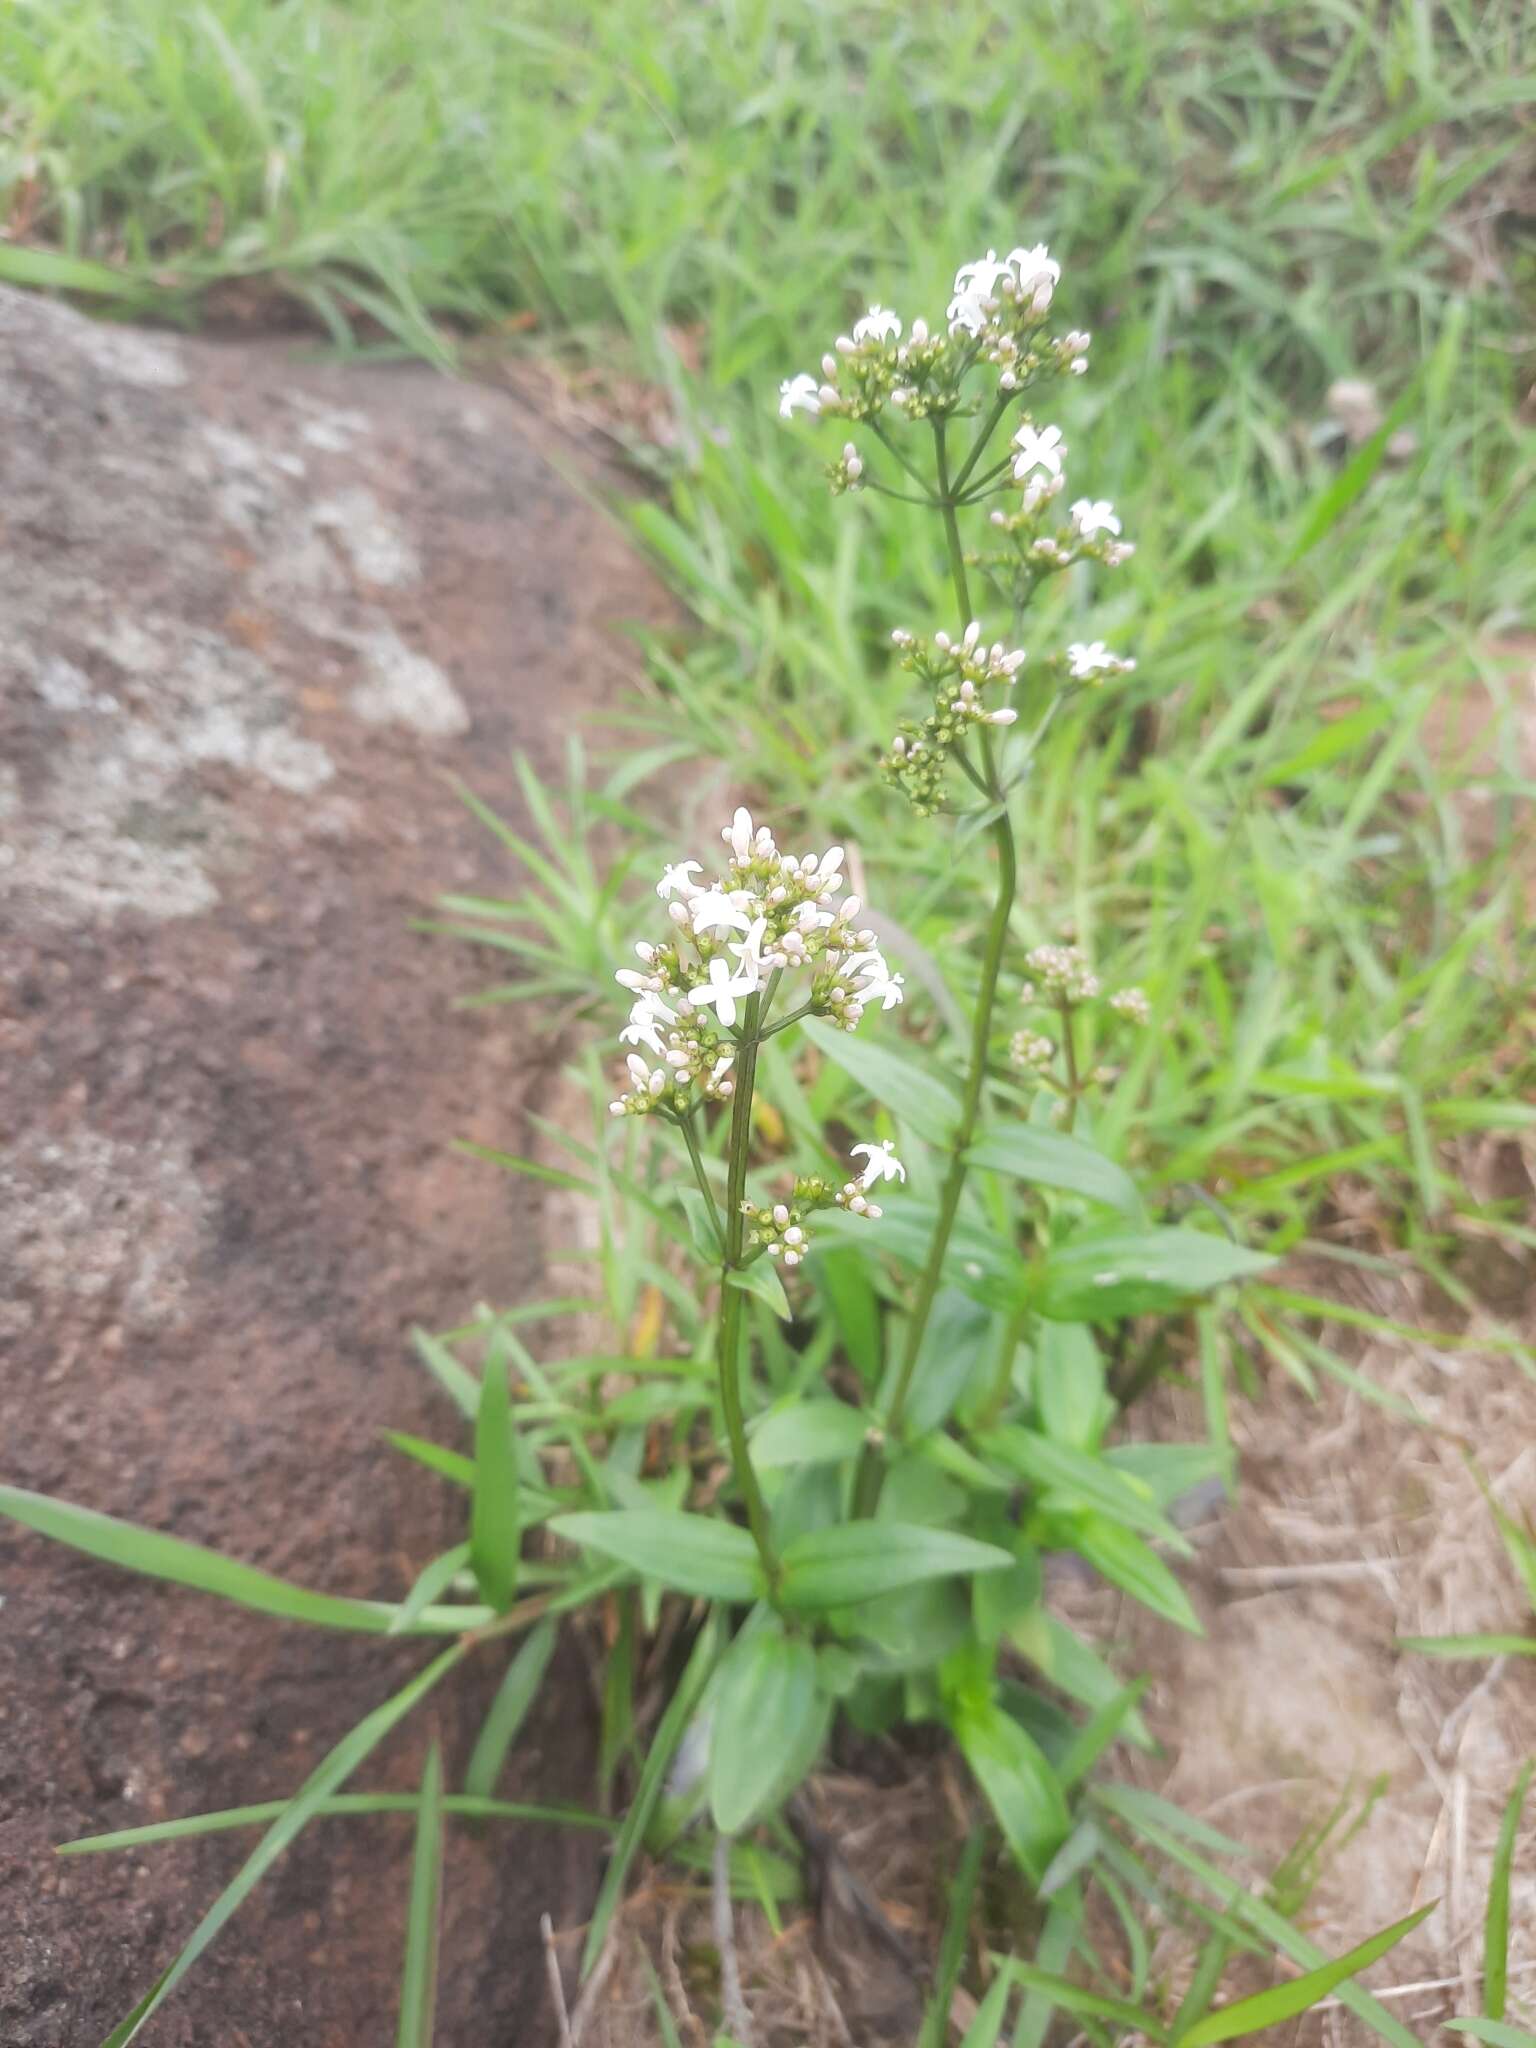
top-left (779, 373), bottom-right (822, 420)
top-left (947, 289), bottom-right (990, 337)
top-left (686, 952), bottom-right (761, 1028)
top-left (953, 250), bottom-right (1013, 300)
top-left (851, 1139), bottom-right (906, 1187)
top-left (656, 859), bottom-right (703, 899)
top-left (852, 304), bottom-right (901, 344)
top-left (729, 916), bottom-right (768, 976)
top-left (690, 889), bottom-right (753, 937)
top-left (858, 967), bottom-right (906, 1011)
top-left (1007, 243), bottom-right (1061, 295)
top-left (1012, 423), bottom-right (1066, 480)
top-left (724, 806), bottom-right (757, 861)
top-left (1066, 641), bottom-right (1134, 679)
top-left (1070, 498), bottom-right (1121, 538)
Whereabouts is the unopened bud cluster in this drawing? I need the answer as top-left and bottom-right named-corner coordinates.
top-left (881, 621), bottom-right (1024, 815)
top-left (1011, 946), bottom-right (1151, 1080)
top-left (741, 1144), bottom-right (905, 1265)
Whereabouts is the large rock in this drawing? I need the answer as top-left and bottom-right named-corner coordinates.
top-left (0, 288), bottom-right (665, 2045)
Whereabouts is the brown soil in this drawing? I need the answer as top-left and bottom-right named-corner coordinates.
top-left (0, 288), bottom-right (668, 2045)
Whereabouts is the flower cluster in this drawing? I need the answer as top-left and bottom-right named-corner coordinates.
top-left (741, 1143), bottom-right (906, 1266)
top-left (880, 621), bottom-right (1025, 815)
top-left (609, 809), bottom-right (905, 1119)
top-left (776, 242), bottom-right (1088, 431)
top-left (1009, 945), bottom-right (1151, 1079)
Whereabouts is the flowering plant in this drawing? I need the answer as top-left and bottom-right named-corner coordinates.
top-left (0, 239), bottom-right (1289, 2036)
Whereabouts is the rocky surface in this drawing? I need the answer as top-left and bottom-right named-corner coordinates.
top-left (0, 287), bottom-right (666, 2045)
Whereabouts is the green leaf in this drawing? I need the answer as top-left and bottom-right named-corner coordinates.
top-left (1057, 1679), bottom-right (1152, 1791)
top-left (919, 1826), bottom-right (988, 2048)
top-left (967, 1124), bottom-right (1142, 1216)
top-left (383, 1432), bottom-right (475, 1489)
top-left (780, 1523), bottom-right (1014, 1610)
top-left (1448, 2024), bottom-right (1536, 2048)
top-left (1485, 1762), bottom-right (1533, 2021)
top-left (981, 1428), bottom-right (1187, 1551)
top-left (1398, 1633), bottom-right (1536, 1660)
top-left (0, 1485), bottom-right (489, 1635)
top-left (727, 1259), bottom-right (792, 1321)
top-left (998, 1960), bottom-right (1162, 2038)
top-left (582, 1615), bottom-right (723, 1976)
top-left (551, 1511), bottom-right (764, 1604)
top-left (904, 1289), bottom-right (994, 1437)
top-left (1179, 1903), bottom-right (1433, 2044)
top-left (1091, 1789), bottom-right (1423, 2048)
top-left (708, 1625), bottom-right (823, 1834)
top-left (0, 244), bottom-right (133, 294)
top-left (101, 1642), bottom-right (467, 2043)
top-left (390, 1544), bottom-right (474, 1636)
top-left (410, 1325), bottom-right (480, 1418)
top-left (818, 1202), bottom-right (1028, 1310)
top-left (1038, 1228), bottom-right (1274, 1323)
top-left (749, 1400), bottom-right (869, 1469)
top-left (803, 1015), bottom-right (961, 1146)
top-left (464, 1618), bottom-right (559, 1801)
top-left (1070, 1516), bottom-right (1202, 1633)
top-left (1035, 1319), bottom-right (1109, 1451)
top-left (951, 1700), bottom-right (1071, 1884)
top-left (817, 1248), bottom-right (883, 1386)
top-left (675, 1184), bottom-right (724, 1261)
top-left (395, 1743), bottom-right (444, 2048)
top-left (60, 1790), bottom-right (609, 1855)
top-left (470, 1332), bottom-right (520, 1611)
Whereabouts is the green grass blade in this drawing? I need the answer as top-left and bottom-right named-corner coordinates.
top-left (470, 1329), bottom-right (520, 1610)
top-left (465, 1617), bottom-right (559, 1800)
top-left (919, 1825), bottom-right (988, 2048)
top-left (396, 1743), bottom-right (445, 2048)
top-left (101, 1641), bottom-right (467, 2044)
top-left (0, 1485), bottom-right (485, 1635)
top-left (390, 1543), bottom-right (473, 1635)
top-left (1448, 2023), bottom-right (1536, 2048)
top-left (383, 1432), bottom-right (475, 1488)
top-left (59, 1792), bottom-right (611, 1856)
top-left (1179, 1903), bottom-right (1432, 2044)
top-left (1484, 1761), bottom-right (1533, 2020)
top-left (581, 1613), bottom-right (722, 1979)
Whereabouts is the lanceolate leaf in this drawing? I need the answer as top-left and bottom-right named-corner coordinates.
top-left (550, 1510), bottom-right (764, 1604)
top-left (803, 1016), bottom-right (961, 1146)
top-left (780, 1523), bottom-right (1013, 1610)
top-left (1178, 1902), bottom-right (1433, 2044)
top-left (708, 1626), bottom-right (822, 1834)
top-left (1038, 1228), bottom-right (1274, 1323)
top-left (967, 1124), bottom-right (1142, 1216)
top-left (1069, 1515), bottom-right (1202, 1634)
top-left (951, 1699), bottom-right (1070, 1883)
top-left (749, 1400), bottom-right (869, 1469)
top-left (0, 1486), bottom-right (489, 1635)
top-left (727, 1259), bottom-right (792, 1321)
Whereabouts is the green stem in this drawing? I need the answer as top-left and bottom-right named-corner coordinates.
top-left (853, 809), bottom-right (1017, 1515)
top-left (980, 1295), bottom-right (1033, 1432)
top-left (1058, 998), bottom-right (1080, 1133)
top-left (933, 421), bottom-right (973, 621)
top-left (950, 391), bottom-right (1012, 497)
top-left (869, 419), bottom-right (937, 499)
top-left (677, 1110), bottom-right (724, 1254)
top-left (715, 994), bottom-right (781, 1593)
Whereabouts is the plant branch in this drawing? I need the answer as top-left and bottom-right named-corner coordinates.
top-left (715, 993), bottom-right (781, 1593)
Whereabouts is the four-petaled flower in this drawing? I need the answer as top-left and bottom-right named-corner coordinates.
top-left (690, 889), bottom-right (753, 936)
top-left (779, 373), bottom-right (822, 420)
top-left (656, 860), bottom-right (702, 899)
top-left (1067, 640), bottom-right (1125, 678)
top-left (1012, 423), bottom-right (1066, 480)
top-left (852, 305), bottom-right (901, 343)
top-left (687, 953), bottom-right (761, 1028)
top-left (1070, 498), bottom-right (1121, 538)
top-left (851, 1140), bottom-right (906, 1187)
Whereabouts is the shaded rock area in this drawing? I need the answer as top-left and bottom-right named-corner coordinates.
top-left (0, 286), bottom-right (667, 2045)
